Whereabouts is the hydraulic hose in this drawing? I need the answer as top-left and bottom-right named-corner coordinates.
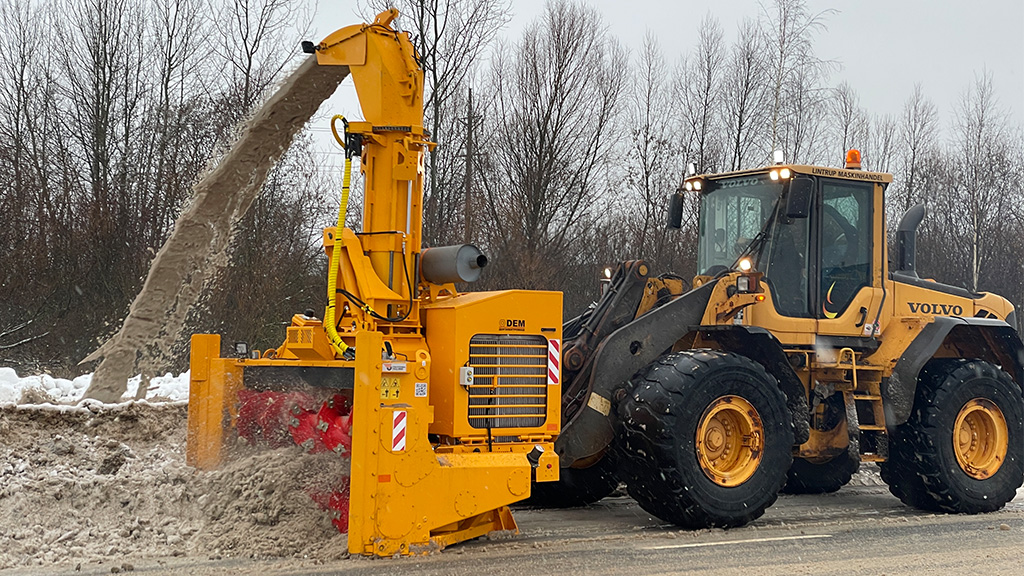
top-left (325, 115), bottom-right (354, 359)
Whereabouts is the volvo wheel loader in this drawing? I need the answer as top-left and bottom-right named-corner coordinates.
top-left (547, 151), bottom-right (1024, 528)
top-left (186, 10), bottom-right (562, 557)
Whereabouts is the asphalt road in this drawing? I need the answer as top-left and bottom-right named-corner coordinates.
top-left (7, 482), bottom-right (1023, 575)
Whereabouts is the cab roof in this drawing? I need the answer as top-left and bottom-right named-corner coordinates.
top-left (699, 164), bottom-right (893, 186)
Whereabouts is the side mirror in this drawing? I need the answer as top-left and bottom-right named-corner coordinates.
top-left (785, 177), bottom-right (814, 219)
top-left (667, 192), bottom-right (685, 229)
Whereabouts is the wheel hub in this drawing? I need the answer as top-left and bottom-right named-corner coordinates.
top-left (953, 398), bottom-right (1008, 480)
top-left (696, 395), bottom-right (764, 487)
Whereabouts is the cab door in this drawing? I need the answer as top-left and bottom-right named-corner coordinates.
top-left (753, 180), bottom-right (818, 346)
top-left (814, 178), bottom-right (884, 339)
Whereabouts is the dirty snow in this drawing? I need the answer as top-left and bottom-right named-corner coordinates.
top-left (0, 402), bottom-right (350, 571)
top-left (0, 367), bottom-right (354, 571)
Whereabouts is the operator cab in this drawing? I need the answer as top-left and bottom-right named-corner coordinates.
top-left (681, 162), bottom-right (878, 322)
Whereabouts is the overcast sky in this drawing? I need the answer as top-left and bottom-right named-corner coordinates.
top-left (310, 1), bottom-right (1024, 159)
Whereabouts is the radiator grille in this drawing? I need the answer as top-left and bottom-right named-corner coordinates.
top-left (467, 334), bottom-right (548, 429)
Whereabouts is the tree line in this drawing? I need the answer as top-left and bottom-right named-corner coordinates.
top-left (1, 0), bottom-right (1022, 375)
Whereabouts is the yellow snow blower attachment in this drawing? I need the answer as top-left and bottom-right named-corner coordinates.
top-left (186, 9), bottom-right (562, 557)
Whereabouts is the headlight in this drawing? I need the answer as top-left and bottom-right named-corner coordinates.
top-left (737, 276), bottom-right (750, 292)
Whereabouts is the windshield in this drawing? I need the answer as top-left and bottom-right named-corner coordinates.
top-left (696, 174), bottom-right (783, 274)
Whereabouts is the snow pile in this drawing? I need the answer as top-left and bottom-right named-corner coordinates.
top-left (0, 403), bottom-right (350, 570)
top-left (0, 367), bottom-right (189, 406)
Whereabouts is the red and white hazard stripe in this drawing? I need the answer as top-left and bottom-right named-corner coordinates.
top-left (547, 339), bottom-right (560, 386)
top-left (392, 410), bottom-right (407, 452)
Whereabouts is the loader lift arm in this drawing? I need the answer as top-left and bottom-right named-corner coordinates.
top-left (556, 270), bottom-right (717, 465)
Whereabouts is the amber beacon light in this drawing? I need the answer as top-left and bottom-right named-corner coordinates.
top-left (845, 149), bottom-right (862, 170)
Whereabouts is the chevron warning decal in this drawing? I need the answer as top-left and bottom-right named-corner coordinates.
top-left (547, 339), bottom-right (560, 386)
top-left (392, 410), bottom-right (407, 452)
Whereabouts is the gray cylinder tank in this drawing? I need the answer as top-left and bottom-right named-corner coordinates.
top-left (421, 244), bottom-right (488, 284)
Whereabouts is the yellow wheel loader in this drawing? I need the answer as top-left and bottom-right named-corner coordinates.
top-left (552, 151), bottom-right (1024, 527)
top-left (187, 10), bottom-right (561, 557)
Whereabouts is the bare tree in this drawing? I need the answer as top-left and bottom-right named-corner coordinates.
top-left (50, 0), bottom-right (155, 336)
top-left (369, 0), bottom-right (512, 247)
top-left (896, 84), bottom-right (940, 212)
top-left (781, 65), bottom-right (831, 164)
top-left (476, 0), bottom-right (626, 310)
top-left (0, 0), bottom-right (45, 266)
top-left (829, 82), bottom-right (870, 164)
top-left (950, 72), bottom-right (1016, 292)
top-left (210, 0), bottom-right (312, 114)
top-left (0, 320), bottom-right (48, 354)
top-left (720, 18), bottom-right (770, 170)
top-left (760, 0), bottom-right (835, 161)
top-left (867, 113), bottom-right (898, 173)
top-left (678, 14), bottom-right (725, 173)
top-left (140, 0), bottom-right (210, 249)
top-left (0, 0), bottom-right (86, 371)
top-left (617, 33), bottom-right (689, 273)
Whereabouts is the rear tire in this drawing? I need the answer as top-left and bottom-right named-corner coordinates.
top-left (527, 452), bottom-right (619, 507)
top-left (882, 358), bottom-right (1023, 513)
top-left (616, 349), bottom-right (794, 528)
top-left (782, 452), bottom-right (859, 494)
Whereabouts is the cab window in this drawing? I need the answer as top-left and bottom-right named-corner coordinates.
top-left (764, 211), bottom-right (811, 317)
top-left (819, 180), bottom-right (872, 319)
top-left (696, 175), bottom-right (780, 274)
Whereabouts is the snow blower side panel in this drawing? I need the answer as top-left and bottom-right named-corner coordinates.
top-left (186, 334), bottom-right (242, 470)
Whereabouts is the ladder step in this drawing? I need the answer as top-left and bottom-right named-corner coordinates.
top-left (826, 363), bottom-right (884, 370)
top-left (859, 424), bottom-right (886, 431)
top-left (853, 395), bottom-right (882, 401)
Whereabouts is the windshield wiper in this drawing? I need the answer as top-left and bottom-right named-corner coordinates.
top-left (732, 197), bottom-right (783, 271)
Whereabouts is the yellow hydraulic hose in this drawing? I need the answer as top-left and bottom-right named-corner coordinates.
top-left (325, 115), bottom-right (353, 358)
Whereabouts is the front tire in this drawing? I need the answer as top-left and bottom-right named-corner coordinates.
top-left (882, 358), bottom-right (1023, 513)
top-left (616, 349), bottom-right (794, 528)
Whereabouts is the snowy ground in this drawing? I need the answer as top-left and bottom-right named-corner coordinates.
top-left (0, 367), bottom-right (1014, 575)
top-left (0, 396), bottom-right (349, 571)
top-left (0, 367), bottom-right (189, 406)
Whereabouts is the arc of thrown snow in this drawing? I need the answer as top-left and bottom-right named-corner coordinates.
top-left (81, 57), bottom-right (350, 403)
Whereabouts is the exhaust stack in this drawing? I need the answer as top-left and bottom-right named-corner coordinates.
top-left (896, 203), bottom-right (926, 277)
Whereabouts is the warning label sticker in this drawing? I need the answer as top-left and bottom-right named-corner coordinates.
top-left (380, 377), bottom-right (401, 399)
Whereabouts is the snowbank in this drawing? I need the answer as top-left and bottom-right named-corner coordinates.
top-left (0, 367), bottom-right (189, 406)
top-left (0, 404), bottom-right (349, 569)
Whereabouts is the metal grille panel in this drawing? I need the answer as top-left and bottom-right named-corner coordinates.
top-left (467, 334), bottom-right (548, 429)
top-left (287, 328), bottom-right (314, 344)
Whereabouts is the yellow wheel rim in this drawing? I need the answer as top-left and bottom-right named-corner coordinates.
top-left (696, 395), bottom-right (764, 487)
top-left (953, 398), bottom-right (1008, 480)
